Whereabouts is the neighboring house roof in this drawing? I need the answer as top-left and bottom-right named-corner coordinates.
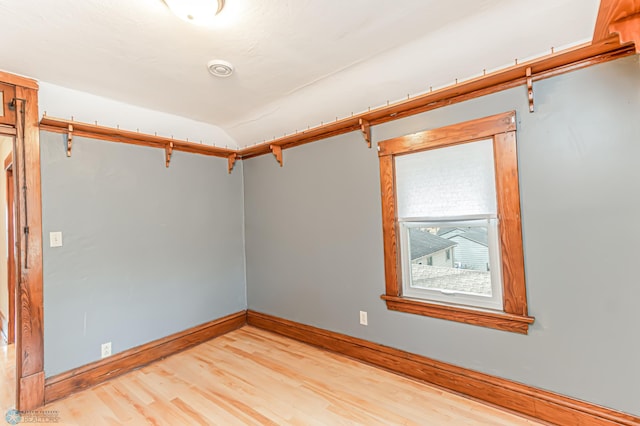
top-left (410, 230), bottom-right (457, 260)
top-left (439, 227), bottom-right (488, 247)
top-left (411, 264), bottom-right (491, 296)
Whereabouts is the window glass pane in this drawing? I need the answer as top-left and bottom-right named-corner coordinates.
top-left (407, 224), bottom-right (492, 297)
top-left (0, 91), bottom-right (4, 117)
top-left (395, 139), bottom-right (497, 219)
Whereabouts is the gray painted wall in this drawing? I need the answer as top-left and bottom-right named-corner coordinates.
top-left (41, 133), bottom-right (246, 376)
top-left (243, 55), bottom-right (640, 415)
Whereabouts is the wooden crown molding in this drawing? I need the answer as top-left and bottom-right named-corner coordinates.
top-left (44, 311), bottom-right (247, 404)
top-left (247, 310), bottom-right (640, 426)
top-left (610, 14), bottom-right (640, 53)
top-left (593, 0), bottom-right (640, 48)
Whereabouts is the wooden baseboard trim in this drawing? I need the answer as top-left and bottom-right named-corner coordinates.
top-left (247, 310), bottom-right (639, 426)
top-left (19, 372), bottom-right (45, 410)
top-left (44, 310), bottom-right (247, 404)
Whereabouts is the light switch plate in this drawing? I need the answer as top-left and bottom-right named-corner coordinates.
top-left (359, 311), bottom-right (368, 326)
top-left (50, 231), bottom-right (63, 248)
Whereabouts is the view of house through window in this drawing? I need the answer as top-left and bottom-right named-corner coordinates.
top-left (394, 139), bottom-right (503, 310)
top-left (401, 218), bottom-right (503, 310)
top-left (408, 225), bottom-right (491, 294)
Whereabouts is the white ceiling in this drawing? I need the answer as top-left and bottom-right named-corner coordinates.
top-left (0, 0), bottom-right (600, 147)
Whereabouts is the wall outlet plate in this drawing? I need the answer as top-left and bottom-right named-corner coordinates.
top-left (359, 311), bottom-right (368, 326)
top-left (101, 342), bottom-right (112, 358)
top-left (49, 231), bottom-right (63, 248)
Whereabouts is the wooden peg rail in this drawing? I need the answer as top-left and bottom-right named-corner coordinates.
top-left (39, 34), bottom-right (634, 171)
top-left (39, 115), bottom-right (237, 170)
top-left (237, 36), bottom-right (633, 160)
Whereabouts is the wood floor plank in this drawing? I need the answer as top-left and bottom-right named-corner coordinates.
top-left (1, 327), bottom-right (545, 425)
top-left (0, 341), bottom-right (16, 416)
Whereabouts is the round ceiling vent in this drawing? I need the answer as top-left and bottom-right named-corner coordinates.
top-left (207, 60), bottom-right (234, 78)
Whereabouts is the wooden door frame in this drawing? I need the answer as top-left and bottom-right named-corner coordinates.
top-left (4, 152), bottom-right (15, 344)
top-left (0, 70), bottom-right (44, 411)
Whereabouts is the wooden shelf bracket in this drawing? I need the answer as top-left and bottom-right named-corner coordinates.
top-left (227, 153), bottom-right (237, 174)
top-left (66, 124), bottom-right (73, 157)
top-left (165, 142), bottom-right (173, 168)
top-left (270, 144), bottom-right (283, 167)
top-left (526, 67), bottom-right (534, 113)
top-left (359, 118), bottom-right (372, 148)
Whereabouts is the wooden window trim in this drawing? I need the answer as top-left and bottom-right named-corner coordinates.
top-left (378, 111), bottom-right (534, 334)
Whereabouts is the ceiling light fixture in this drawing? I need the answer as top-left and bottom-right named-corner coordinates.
top-left (163, 0), bottom-right (225, 26)
top-left (207, 60), bottom-right (234, 77)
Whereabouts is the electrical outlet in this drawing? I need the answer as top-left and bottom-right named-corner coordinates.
top-left (359, 311), bottom-right (368, 326)
top-left (101, 342), bottom-right (112, 358)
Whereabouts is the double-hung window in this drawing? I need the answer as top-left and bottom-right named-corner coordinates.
top-left (378, 111), bottom-right (534, 334)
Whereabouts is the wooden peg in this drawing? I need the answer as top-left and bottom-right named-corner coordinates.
top-left (526, 67), bottom-right (534, 113)
top-left (270, 144), bottom-right (283, 167)
top-left (227, 153), bottom-right (237, 174)
top-left (67, 124), bottom-right (73, 157)
top-left (359, 118), bottom-right (372, 148)
top-left (165, 142), bottom-right (173, 168)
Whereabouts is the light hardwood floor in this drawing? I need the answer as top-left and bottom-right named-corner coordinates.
top-left (4, 327), bottom-right (545, 425)
top-left (0, 339), bottom-right (16, 418)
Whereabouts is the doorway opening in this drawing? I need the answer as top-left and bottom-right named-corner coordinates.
top-left (0, 136), bottom-right (16, 414)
